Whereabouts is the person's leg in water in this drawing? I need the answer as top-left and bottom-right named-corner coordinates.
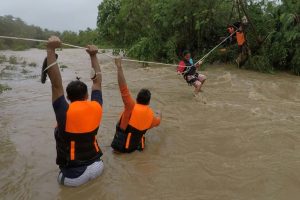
top-left (237, 44), bottom-right (250, 67)
top-left (193, 80), bottom-right (202, 94)
top-left (198, 74), bottom-right (206, 86)
top-left (235, 45), bottom-right (243, 68)
top-left (57, 160), bottom-right (104, 187)
top-left (194, 74), bottom-right (206, 94)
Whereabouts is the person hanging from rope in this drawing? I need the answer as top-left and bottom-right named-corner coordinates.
top-left (235, 24), bottom-right (250, 68)
top-left (177, 50), bottom-right (206, 95)
top-left (111, 58), bottom-right (162, 153)
top-left (227, 24), bottom-right (236, 44)
top-left (41, 36), bottom-right (104, 187)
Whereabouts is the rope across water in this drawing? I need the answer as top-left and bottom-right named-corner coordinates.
top-left (0, 31), bottom-right (237, 67)
top-left (0, 33), bottom-right (235, 103)
top-left (0, 35), bottom-right (179, 67)
top-left (0, 29), bottom-right (238, 67)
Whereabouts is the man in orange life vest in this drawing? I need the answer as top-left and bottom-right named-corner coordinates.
top-left (235, 25), bottom-right (249, 67)
top-left (42, 36), bottom-right (104, 187)
top-left (227, 24), bottom-right (235, 44)
top-left (111, 58), bottom-right (162, 153)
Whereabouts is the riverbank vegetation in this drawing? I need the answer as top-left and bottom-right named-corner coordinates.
top-left (97, 0), bottom-right (300, 75)
top-left (0, 15), bottom-right (97, 50)
top-left (0, 83), bottom-right (11, 93)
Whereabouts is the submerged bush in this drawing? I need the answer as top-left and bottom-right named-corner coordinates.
top-left (60, 64), bottom-right (68, 69)
top-left (0, 55), bottom-right (7, 63)
top-left (28, 62), bottom-right (37, 67)
top-left (21, 69), bottom-right (30, 74)
top-left (21, 60), bottom-right (27, 68)
top-left (8, 56), bottom-right (18, 64)
top-left (4, 65), bottom-right (17, 71)
top-left (112, 49), bottom-right (121, 56)
top-left (0, 84), bottom-right (12, 93)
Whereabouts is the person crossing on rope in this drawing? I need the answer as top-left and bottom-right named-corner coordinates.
top-left (111, 58), bottom-right (162, 153)
top-left (227, 24), bottom-right (236, 44)
top-left (235, 25), bottom-right (250, 67)
top-left (42, 36), bottom-right (104, 187)
top-left (177, 50), bottom-right (206, 94)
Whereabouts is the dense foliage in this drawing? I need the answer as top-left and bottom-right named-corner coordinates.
top-left (97, 0), bottom-right (300, 74)
top-left (0, 15), bottom-right (97, 50)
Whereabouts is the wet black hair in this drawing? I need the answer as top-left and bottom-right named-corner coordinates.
top-left (183, 50), bottom-right (190, 56)
top-left (66, 80), bottom-right (88, 102)
top-left (136, 89), bottom-right (151, 105)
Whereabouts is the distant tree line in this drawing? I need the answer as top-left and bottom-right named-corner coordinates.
top-left (97, 0), bottom-right (300, 75)
top-left (0, 15), bottom-right (98, 50)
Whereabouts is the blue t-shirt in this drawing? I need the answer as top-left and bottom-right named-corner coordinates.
top-left (53, 90), bottom-right (103, 178)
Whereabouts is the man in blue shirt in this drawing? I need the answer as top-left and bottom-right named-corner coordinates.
top-left (42, 36), bottom-right (104, 187)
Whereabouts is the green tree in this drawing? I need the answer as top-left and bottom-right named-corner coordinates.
top-left (97, 0), bottom-right (300, 74)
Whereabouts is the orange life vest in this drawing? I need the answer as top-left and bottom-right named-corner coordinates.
top-left (111, 104), bottom-right (154, 153)
top-left (55, 101), bottom-right (103, 167)
top-left (236, 31), bottom-right (246, 46)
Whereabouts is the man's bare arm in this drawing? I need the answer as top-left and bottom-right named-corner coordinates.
top-left (46, 36), bottom-right (64, 102)
top-left (86, 45), bottom-right (102, 91)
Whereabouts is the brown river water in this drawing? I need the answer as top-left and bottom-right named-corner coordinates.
top-left (0, 49), bottom-right (300, 200)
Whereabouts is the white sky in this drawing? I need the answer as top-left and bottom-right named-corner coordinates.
top-left (0, 0), bottom-right (102, 32)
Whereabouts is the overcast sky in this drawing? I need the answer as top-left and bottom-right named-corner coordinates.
top-left (0, 0), bottom-right (102, 32)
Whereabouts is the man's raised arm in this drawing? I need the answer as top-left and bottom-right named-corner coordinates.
top-left (86, 45), bottom-right (102, 91)
top-left (46, 36), bottom-right (64, 102)
top-left (115, 58), bottom-right (135, 109)
top-left (115, 58), bottom-right (127, 88)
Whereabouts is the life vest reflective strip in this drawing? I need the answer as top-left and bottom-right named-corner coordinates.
top-left (125, 132), bottom-right (132, 149)
top-left (236, 32), bottom-right (246, 46)
top-left (70, 141), bottom-right (75, 161)
top-left (94, 136), bottom-right (100, 152)
top-left (124, 104), bottom-right (153, 150)
top-left (141, 136), bottom-right (145, 149)
top-left (56, 101), bottom-right (103, 167)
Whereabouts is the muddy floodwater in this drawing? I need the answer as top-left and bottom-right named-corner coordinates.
top-left (1, 49), bottom-right (300, 200)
